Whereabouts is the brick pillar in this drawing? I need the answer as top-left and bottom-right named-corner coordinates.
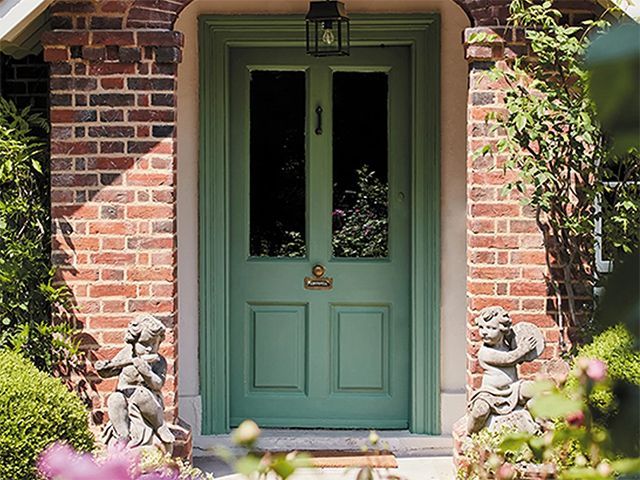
top-left (463, 28), bottom-right (562, 395)
top-left (42, 0), bottom-right (183, 423)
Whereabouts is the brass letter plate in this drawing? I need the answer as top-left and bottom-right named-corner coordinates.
top-left (304, 276), bottom-right (333, 290)
top-left (304, 264), bottom-right (333, 290)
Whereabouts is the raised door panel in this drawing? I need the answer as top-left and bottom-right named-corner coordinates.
top-left (332, 305), bottom-right (389, 393)
top-left (248, 304), bottom-right (308, 393)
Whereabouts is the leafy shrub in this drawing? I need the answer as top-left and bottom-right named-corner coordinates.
top-left (570, 324), bottom-right (640, 416)
top-left (489, 359), bottom-right (640, 480)
top-left (0, 98), bottom-right (74, 371)
top-left (0, 350), bottom-right (93, 480)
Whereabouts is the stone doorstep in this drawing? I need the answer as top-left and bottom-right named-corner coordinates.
top-left (193, 430), bottom-right (454, 458)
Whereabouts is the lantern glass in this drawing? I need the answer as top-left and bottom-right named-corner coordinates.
top-left (305, 1), bottom-right (350, 57)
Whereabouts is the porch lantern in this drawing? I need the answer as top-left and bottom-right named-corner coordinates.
top-left (305, 0), bottom-right (350, 57)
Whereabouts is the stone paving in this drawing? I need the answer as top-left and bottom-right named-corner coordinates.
top-left (193, 456), bottom-right (456, 479)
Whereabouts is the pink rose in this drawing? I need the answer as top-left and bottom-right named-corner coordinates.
top-left (586, 359), bottom-right (607, 382)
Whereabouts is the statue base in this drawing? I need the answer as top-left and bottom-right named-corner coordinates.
top-left (485, 407), bottom-right (539, 435)
top-left (453, 412), bottom-right (551, 479)
top-left (169, 419), bottom-right (193, 462)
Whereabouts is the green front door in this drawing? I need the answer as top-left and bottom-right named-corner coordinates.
top-left (229, 46), bottom-right (411, 428)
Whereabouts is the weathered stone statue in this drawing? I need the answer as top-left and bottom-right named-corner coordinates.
top-left (95, 314), bottom-right (176, 450)
top-left (466, 306), bottom-right (545, 435)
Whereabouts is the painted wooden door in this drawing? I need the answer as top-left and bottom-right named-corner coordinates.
top-left (229, 46), bottom-right (411, 428)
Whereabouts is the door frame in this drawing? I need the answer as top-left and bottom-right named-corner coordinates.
top-left (199, 14), bottom-right (441, 435)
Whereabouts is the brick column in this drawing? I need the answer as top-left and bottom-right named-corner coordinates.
top-left (463, 28), bottom-right (561, 395)
top-left (42, 0), bottom-right (183, 422)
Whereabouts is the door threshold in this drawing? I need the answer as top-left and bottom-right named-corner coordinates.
top-left (194, 429), bottom-right (453, 458)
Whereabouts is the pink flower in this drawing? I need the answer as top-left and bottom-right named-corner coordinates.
top-left (38, 441), bottom-right (140, 480)
top-left (103, 441), bottom-right (140, 478)
top-left (586, 359), bottom-right (607, 382)
top-left (496, 462), bottom-right (516, 480)
top-left (566, 410), bottom-right (585, 427)
top-left (38, 443), bottom-right (102, 480)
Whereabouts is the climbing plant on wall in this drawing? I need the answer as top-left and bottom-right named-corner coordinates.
top-left (479, 0), bottom-right (640, 337)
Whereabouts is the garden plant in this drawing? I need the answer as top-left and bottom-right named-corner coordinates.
top-left (0, 98), bottom-right (75, 371)
top-left (0, 350), bottom-right (94, 480)
top-left (476, 0), bottom-right (640, 339)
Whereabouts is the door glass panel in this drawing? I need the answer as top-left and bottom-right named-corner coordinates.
top-left (332, 72), bottom-right (389, 258)
top-left (250, 71), bottom-right (306, 257)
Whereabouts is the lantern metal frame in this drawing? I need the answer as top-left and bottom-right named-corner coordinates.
top-left (305, 0), bottom-right (350, 57)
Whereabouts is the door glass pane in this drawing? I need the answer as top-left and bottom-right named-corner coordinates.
top-left (250, 71), bottom-right (306, 257)
top-left (332, 72), bottom-right (389, 258)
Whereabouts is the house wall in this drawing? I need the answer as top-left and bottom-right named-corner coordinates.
top-left (40, 0), bottom-right (601, 448)
top-left (174, 0), bottom-right (471, 437)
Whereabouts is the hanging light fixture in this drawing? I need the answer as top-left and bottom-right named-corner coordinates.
top-left (305, 0), bottom-right (350, 57)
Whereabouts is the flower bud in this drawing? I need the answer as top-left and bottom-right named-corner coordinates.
top-left (566, 410), bottom-right (585, 427)
top-left (586, 359), bottom-right (607, 382)
top-left (232, 419), bottom-right (261, 447)
top-left (596, 461), bottom-right (613, 477)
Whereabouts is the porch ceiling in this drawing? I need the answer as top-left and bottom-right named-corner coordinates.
top-left (0, 0), bottom-right (52, 58)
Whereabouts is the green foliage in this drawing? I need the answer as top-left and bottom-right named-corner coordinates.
top-left (586, 23), bottom-right (640, 155)
top-left (332, 165), bottom-right (388, 258)
top-left (479, 0), bottom-right (640, 330)
top-left (0, 98), bottom-right (75, 371)
top-left (458, 427), bottom-right (534, 479)
top-left (459, 265), bottom-right (639, 479)
top-left (495, 359), bottom-right (640, 480)
top-left (0, 350), bottom-right (94, 480)
top-left (567, 324), bottom-right (640, 416)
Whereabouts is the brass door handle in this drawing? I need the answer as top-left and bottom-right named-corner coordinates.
top-left (312, 264), bottom-right (326, 277)
top-left (315, 106), bottom-right (323, 135)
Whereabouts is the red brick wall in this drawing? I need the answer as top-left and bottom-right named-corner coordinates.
top-left (462, 8), bottom-right (598, 394)
top-left (464, 28), bottom-right (560, 394)
top-left (42, 0), bottom-right (191, 423)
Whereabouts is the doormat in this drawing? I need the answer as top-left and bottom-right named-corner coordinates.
top-left (261, 450), bottom-right (398, 468)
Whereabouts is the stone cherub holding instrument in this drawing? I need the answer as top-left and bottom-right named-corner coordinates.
top-left (95, 314), bottom-right (175, 450)
top-left (466, 306), bottom-right (545, 434)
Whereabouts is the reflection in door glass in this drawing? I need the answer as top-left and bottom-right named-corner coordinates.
top-left (250, 71), bottom-right (306, 257)
top-left (332, 72), bottom-right (389, 258)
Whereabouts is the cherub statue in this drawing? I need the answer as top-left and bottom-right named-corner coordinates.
top-left (467, 306), bottom-right (543, 434)
top-left (95, 314), bottom-right (175, 450)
